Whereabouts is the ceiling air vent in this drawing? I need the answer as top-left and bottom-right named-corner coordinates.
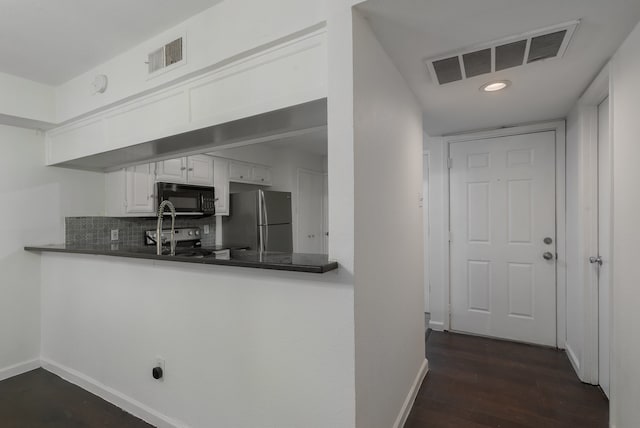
top-left (147, 36), bottom-right (185, 76)
top-left (425, 20), bottom-right (579, 86)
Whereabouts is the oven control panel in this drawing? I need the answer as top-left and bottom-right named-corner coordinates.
top-left (145, 227), bottom-right (201, 246)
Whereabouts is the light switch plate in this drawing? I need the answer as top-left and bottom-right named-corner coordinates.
top-left (203, 225), bottom-right (210, 234)
top-left (111, 229), bottom-right (119, 241)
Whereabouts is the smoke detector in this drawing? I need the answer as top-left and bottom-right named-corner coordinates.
top-left (425, 20), bottom-right (580, 86)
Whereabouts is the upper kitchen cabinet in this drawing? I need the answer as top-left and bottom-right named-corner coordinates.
top-left (228, 160), bottom-right (273, 185)
top-left (156, 157), bottom-right (187, 183)
top-left (187, 155), bottom-right (215, 186)
top-left (156, 155), bottom-right (214, 186)
top-left (251, 165), bottom-right (272, 185)
top-left (106, 164), bottom-right (156, 217)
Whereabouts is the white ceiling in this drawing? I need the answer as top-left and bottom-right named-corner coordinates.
top-left (0, 0), bottom-right (221, 85)
top-left (357, 0), bottom-right (640, 136)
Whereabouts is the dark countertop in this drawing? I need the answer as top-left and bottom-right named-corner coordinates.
top-left (24, 244), bottom-right (338, 274)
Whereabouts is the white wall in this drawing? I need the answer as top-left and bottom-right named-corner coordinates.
top-left (352, 11), bottom-right (426, 428)
top-left (610, 20), bottom-right (640, 428)
top-left (0, 71), bottom-right (55, 124)
top-left (40, 254), bottom-right (355, 428)
top-left (55, 0), bottom-right (327, 123)
top-left (0, 124), bottom-right (104, 379)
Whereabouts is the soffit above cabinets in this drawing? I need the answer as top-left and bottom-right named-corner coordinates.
top-left (425, 21), bottom-right (580, 85)
top-left (52, 98), bottom-right (328, 172)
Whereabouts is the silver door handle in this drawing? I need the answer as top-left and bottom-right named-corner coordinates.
top-left (543, 252), bottom-right (554, 260)
top-left (589, 256), bottom-right (603, 266)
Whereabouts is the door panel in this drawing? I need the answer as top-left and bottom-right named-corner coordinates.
top-left (156, 158), bottom-right (187, 183)
top-left (450, 131), bottom-right (556, 346)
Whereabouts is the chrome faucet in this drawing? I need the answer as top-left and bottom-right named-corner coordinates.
top-left (156, 200), bottom-right (177, 256)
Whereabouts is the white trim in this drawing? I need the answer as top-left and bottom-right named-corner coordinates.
top-left (393, 359), bottom-right (428, 428)
top-left (566, 343), bottom-right (581, 375)
top-left (442, 120), bottom-right (567, 348)
top-left (0, 359), bottom-right (40, 382)
top-left (575, 64), bottom-right (611, 385)
top-left (429, 320), bottom-right (445, 331)
top-left (40, 358), bottom-right (189, 428)
top-left (296, 167), bottom-right (328, 254)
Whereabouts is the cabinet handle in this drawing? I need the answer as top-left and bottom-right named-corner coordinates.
top-left (180, 167), bottom-right (186, 171)
top-left (240, 175), bottom-right (244, 179)
top-left (188, 168), bottom-right (194, 172)
top-left (261, 178), bottom-right (265, 182)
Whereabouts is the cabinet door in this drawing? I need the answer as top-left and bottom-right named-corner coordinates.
top-left (187, 155), bottom-right (214, 186)
top-left (228, 161), bottom-right (252, 182)
top-left (125, 164), bottom-right (156, 214)
top-left (156, 158), bottom-right (187, 183)
top-left (213, 157), bottom-right (230, 216)
top-left (251, 165), bottom-right (272, 185)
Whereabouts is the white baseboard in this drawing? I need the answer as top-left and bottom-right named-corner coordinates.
top-left (0, 359), bottom-right (40, 382)
top-left (41, 358), bottom-right (188, 428)
top-left (565, 343), bottom-right (580, 377)
top-left (393, 359), bottom-right (429, 428)
top-left (428, 320), bottom-right (445, 331)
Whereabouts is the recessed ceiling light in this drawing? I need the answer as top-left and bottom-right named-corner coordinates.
top-left (480, 80), bottom-right (511, 92)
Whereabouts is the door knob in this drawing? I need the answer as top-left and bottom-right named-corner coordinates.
top-left (543, 252), bottom-right (554, 260)
top-left (544, 237), bottom-right (553, 245)
top-left (589, 256), bottom-right (603, 266)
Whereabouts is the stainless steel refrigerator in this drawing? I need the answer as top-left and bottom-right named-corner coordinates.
top-left (223, 190), bottom-right (293, 252)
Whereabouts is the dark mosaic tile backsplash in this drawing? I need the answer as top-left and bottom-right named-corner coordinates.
top-left (66, 216), bottom-right (216, 247)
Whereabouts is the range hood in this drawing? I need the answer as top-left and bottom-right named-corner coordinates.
top-left (53, 98), bottom-right (327, 172)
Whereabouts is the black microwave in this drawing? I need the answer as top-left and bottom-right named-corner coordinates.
top-left (156, 182), bottom-right (216, 215)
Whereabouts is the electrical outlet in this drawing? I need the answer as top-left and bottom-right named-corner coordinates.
top-left (203, 225), bottom-right (210, 234)
top-left (110, 229), bottom-right (119, 241)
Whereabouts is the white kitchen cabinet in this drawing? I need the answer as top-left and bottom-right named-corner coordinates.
top-left (228, 160), bottom-right (272, 185)
top-left (212, 157), bottom-right (230, 216)
top-left (187, 155), bottom-right (215, 186)
top-left (106, 164), bottom-right (156, 216)
top-left (228, 161), bottom-right (252, 182)
top-left (156, 158), bottom-right (187, 183)
top-left (251, 165), bottom-right (272, 185)
top-left (156, 155), bottom-right (214, 186)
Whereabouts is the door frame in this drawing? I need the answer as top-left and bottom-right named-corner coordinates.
top-left (423, 150), bottom-right (431, 316)
top-left (577, 65), bottom-right (611, 384)
top-left (442, 120), bottom-right (566, 348)
top-left (296, 167), bottom-right (328, 253)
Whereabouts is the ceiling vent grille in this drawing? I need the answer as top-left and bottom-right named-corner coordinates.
top-left (425, 21), bottom-right (579, 86)
top-left (147, 36), bottom-right (185, 75)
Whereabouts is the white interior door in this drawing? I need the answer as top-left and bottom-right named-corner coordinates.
top-left (597, 97), bottom-right (611, 398)
top-left (297, 169), bottom-right (325, 254)
top-left (450, 131), bottom-right (557, 346)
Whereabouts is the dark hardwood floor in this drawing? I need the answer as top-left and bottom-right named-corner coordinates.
top-left (0, 333), bottom-right (608, 428)
top-left (0, 368), bottom-right (153, 428)
top-left (406, 331), bottom-right (609, 428)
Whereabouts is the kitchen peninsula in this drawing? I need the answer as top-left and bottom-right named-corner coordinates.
top-left (25, 244), bottom-right (338, 273)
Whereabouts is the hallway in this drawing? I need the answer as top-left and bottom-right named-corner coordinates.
top-left (405, 331), bottom-right (609, 428)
